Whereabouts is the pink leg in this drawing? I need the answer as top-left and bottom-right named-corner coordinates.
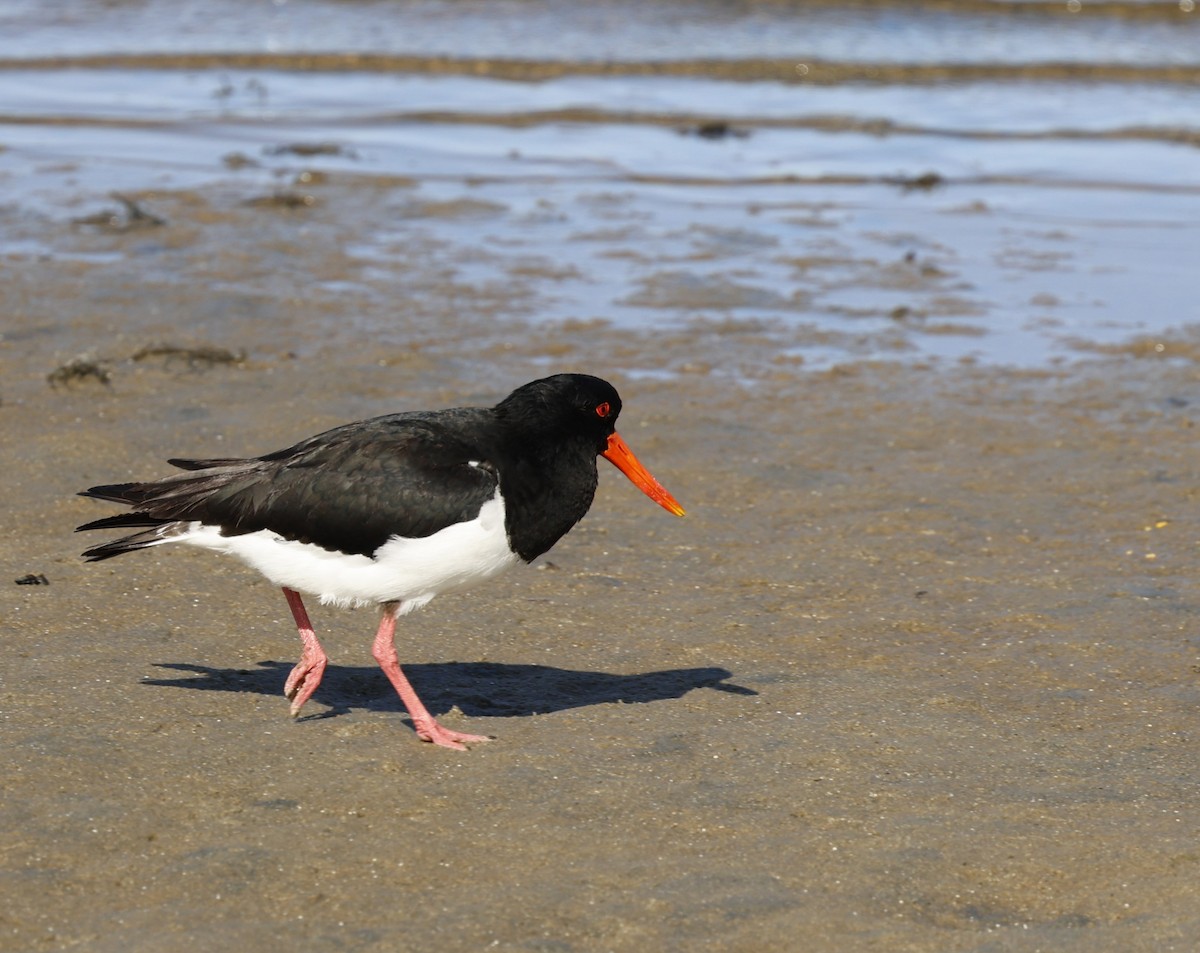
top-left (371, 602), bottom-right (491, 750)
top-left (281, 587), bottom-right (328, 717)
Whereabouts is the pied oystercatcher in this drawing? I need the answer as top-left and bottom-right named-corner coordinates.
top-left (76, 374), bottom-right (685, 749)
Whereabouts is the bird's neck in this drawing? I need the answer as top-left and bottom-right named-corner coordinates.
top-left (497, 436), bottom-right (600, 562)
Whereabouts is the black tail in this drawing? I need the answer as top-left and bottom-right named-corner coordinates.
top-left (76, 512), bottom-right (165, 533)
top-left (76, 483), bottom-right (177, 560)
top-left (78, 522), bottom-right (179, 562)
top-left (76, 458), bottom-right (263, 561)
top-left (79, 481), bottom-right (161, 507)
top-left (166, 457), bottom-right (248, 471)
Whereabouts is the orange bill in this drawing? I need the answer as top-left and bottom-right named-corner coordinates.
top-left (601, 432), bottom-right (686, 517)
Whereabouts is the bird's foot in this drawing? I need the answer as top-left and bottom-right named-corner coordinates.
top-left (284, 653), bottom-right (327, 717)
top-left (413, 718), bottom-right (493, 751)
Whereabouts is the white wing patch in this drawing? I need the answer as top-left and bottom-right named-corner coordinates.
top-left (177, 489), bottom-right (519, 609)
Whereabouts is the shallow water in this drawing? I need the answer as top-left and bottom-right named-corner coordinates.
top-left (2, 1), bottom-right (1196, 369)
top-left (3, 0), bottom-right (1199, 65)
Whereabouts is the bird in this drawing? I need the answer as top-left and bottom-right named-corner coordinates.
top-left (76, 373), bottom-right (685, 749)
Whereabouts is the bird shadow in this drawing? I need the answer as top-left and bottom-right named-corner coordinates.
top-left (143, 659), bottom-right (757, 721)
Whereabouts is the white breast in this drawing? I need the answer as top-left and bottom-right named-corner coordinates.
top-left (177, 490), bottom-right (520, 610)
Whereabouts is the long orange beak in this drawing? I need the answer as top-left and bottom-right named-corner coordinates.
top-left (601, 432), bottom-right (686, 517)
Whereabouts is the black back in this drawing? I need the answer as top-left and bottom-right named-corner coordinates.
top-left (78, 374), bottom-right (625, 563)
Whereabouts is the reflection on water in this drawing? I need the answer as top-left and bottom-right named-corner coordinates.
top-left (0, 0), bottom-right (1196, 370)
top-left (2, 0), bottom-right (1198, 65)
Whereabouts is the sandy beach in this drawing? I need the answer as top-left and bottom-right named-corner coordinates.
top-left (4, 177), bottom-right (1200, 951)
top-left (4, 1), bottom-right (1200, 949)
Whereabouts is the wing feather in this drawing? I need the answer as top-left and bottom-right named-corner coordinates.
top-left (78, 410), bottom-right (504, 558)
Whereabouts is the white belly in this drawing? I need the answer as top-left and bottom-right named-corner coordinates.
top-left (178, 491), bottom-right (520, 610)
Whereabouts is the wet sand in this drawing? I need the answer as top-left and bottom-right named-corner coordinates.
top-left (9, 51), bottom-right (1200, 86)
top-left (4, 176), bottom-right (1200, 951)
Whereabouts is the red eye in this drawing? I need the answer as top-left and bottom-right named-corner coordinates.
top-left (595, 402), bottom-right (611, 418)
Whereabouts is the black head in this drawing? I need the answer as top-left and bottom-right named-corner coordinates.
top-left (496, 373), bottom-right (685, 529)
top-left (495, 374), bottom-right (622, 453)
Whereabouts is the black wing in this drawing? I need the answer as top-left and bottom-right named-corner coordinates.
top-left (78, 410), bottom-right (503, 559)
